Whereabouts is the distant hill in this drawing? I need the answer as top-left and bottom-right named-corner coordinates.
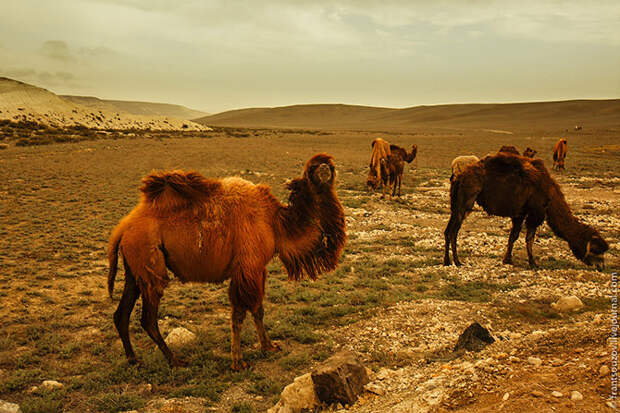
top-left (195, 100), bottom-right (620, 133)
top-left (61, 95), bottom-right (207, 121)
top-left (0, 77), bottom-right (208, 131)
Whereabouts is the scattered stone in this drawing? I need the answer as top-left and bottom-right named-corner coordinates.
top-left (164, 327), bottom-right (196, 348)
top-left (364, 383), bottom-right (386, 396)
top-left (551, 359), bottom-right (563, 367)
top-left (268, 373), bottom-right (318, 413)
top-left (571, 391), bottom-right (583, 401)
top-left (528, 330), bottom-right (544, 341)
top-left (531, 390), bottom-right (544, 397)
top-left (141, 397), bottom-right (209, 413)
top-left (453, 322), bottom-right (495, 352)
top-left (502, 392), bottom-right (510, 401)
top-left (0, 400), bottom-right (22, 413)
top-left (527, 357), bottom-right (542, 367)
top-left (551, 391), bottom-right (563, 398)
top-left (593, 314), bottom-right (604, 324)
top-left (41, 380), bottom-right (63, 390)
top-left (551, 296), bottom-right (584, 312)
top-left (311, 351), bottom-right (369, 405)
top-left (600, 365), bottom-right (610, 377)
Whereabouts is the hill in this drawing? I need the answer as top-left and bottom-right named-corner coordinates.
top-left (61, 95), bottom-right (207, 120)
top-left (195, 100), bottom-right (620, 133)
top-left (0, 77), bottom-right (208, 131)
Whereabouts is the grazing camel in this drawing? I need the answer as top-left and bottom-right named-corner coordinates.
top-left (379, 144), bottom-right (417, 198)
top-left (108, 154), bottom-right (346, 370)
top-left (443, 153), bottom-right (608, 269)
top-left (523, 147), bottom-right (537, 158)
top-left (498, 145), bottom-right (520, 155)
top-left (367, 138), bottom-right (391, 190)
top-left (450, 155), bottom-right (480, 182)
top-left (553, 139), bottom-right (568, 170)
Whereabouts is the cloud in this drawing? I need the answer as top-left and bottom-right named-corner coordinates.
top-left (1, 67), bottom-right (76, 87)
top-left (40, 40), bottom-right (74, 62)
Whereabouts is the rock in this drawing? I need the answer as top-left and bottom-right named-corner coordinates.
top-left (607, 401), bottom-right (617, 409)
top-left (551, 296), bottom-right (584, 312)
top-left (502, 392), bottom-right (510, 401)
top-left (453, 322), bottom-right (495, 352)
top-left (364, 383), bottom-right (385, 395)
top-left (528, 330), bottom-right (544, 341)
top-left (268, 373), bottom-right (318, 413)
top-left (551, 359), bottom-right (563, 367)
top-left (164, 327), bottom-right (196, 348)
top-left (0, 400), bottom-right (22, 413)
top-left (600, 365), bottom-right (610, 377)
top-left (551, 391), bottom-right (563, 398)
top-left (41, 380), bottom-right (63, 390)
top-left (593, 314), bottom-right (604, 324)
top-left (531, 390), bottom-right (544, 397)
top-left (311, 351), bottom-right (369, 405)
top-left (141, 397), bottom-right (210, 413)
top-left (527, 357), bottom-right (542, 367)
top-left (571, 391), bottom-right (583, 401)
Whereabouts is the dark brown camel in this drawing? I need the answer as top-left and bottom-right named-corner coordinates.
top-left (108, 154), bottom-right (346, 370)
top-left (379, 144), bottom-right (417, 198)
top-left (499, 145), bottom-right (520, 155)
top-left (443, 153), bottom-right (608, 269)
top-left (523, 147), bottom-right (537, 158)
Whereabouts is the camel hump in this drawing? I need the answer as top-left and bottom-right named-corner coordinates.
top-left (482, 153), bottom-right (528, 176)
top-left (140, 170), bottom-right (220, 205)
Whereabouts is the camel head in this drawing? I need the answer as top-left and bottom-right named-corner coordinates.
top-left (523, 147), bottom-right (537, 158)
top-left (406, 144), bottom-right (418, 163)
top-left (582, 233), bottom-right (609, 271)
top-left (303, 153), bottom-right (336, 191)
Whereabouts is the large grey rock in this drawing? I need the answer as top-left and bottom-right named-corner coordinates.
top-left (453, 322), bottom-right (495, 352)
top-left (311, 351), bottom-right (369, 405)
top-left (0, 400), bottom-right (21, 413)
top-left (268, 373), bottom-right (318, 413)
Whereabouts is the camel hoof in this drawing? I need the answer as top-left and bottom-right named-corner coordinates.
top-left (231, 360), bottom-right (249, 371)
top-left (502, 258), bottom-right (513, 265)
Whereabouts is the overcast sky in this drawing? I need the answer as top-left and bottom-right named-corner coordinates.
top-left (1, 0), bottom-right (619, 113)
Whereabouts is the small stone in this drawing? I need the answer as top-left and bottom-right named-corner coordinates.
top-left (164, 327), bottom-right (196, 348)
top-left (593, 314), bottom-right (604, 324)
top-left (527, 357), bottom-right (542, 367)
top-left (0, 400), bottom-right (22, 413)
top-left (364, 383), bottom-right (385, 395)
top-left (41, 380), bottom-right (63, 390)
top-left (528, 330), bottom-right (544, 340)
top-left (600, 365), bottom-right (610, 377)
top-left (570, 391), bottom-right (583, 401)
top-left (531, 390), bottom-right (544, 397)
top-left (551, 391), bottom-right (563, 398)
top-left (607, 401), bottom-right (617, 409)
top-left (551, 359), bottom-right (563, 367)
top-left (502, 392), bottom-right (509, 401)
top-left (551, 296), bottom-right (584, 312)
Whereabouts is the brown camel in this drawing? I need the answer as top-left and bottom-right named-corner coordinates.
top-left (379, 144), bottom-right (418, 198)
top-left (498, 145), bottom-right (520, 155)
top-left (108, 154), bottom-right (346, 370)
top-left (553, 138), bottom-right (568, 170)
top-left (443, 153), bottom-right (608, 269)
top-left (367, 138), bottom-right (391, 190)
top-left (523, 147), bottom-right (537, 158)
top-left (450, 155), bottom-right (480, 182)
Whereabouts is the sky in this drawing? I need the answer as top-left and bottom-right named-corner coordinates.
top-left (1, 0), bottom-right (619, 113)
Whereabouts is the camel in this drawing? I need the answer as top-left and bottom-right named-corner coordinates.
top-left (553, 139), bottom-right (568, 170)
top-left (366, 138), bottom-right (391, 190)
top-left (523, 147), bottom-right (537, 158)
top-left (379, 144), bottom-right (417, 198)
top-left (498, 145), bottom-right (520, 155)
top-left (450, 155), bottom-right (480, 182)
top-left (108, 153), bottom-right (346, 370)
top-left (443, 152), bottom-right (608, 269)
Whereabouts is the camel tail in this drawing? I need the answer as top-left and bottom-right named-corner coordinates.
top-left (107, 224), bottom-right (124, 300)
top-left (449, 176), bottom-right (461, 214)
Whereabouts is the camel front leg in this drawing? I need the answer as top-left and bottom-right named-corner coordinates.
top-left (525, 226), bottom-right (538, 268)
top-left (503, 216), bottom-right (524, 265)
top-left (252, 305), bottom-right (280, 352)
top-left (231, 305), bottom-right (247, 370)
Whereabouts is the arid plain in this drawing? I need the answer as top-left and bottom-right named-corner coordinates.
top-left (1, 110), bottom-right (619, 412)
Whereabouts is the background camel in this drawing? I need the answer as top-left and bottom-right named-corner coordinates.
top-left (450, 155), bottom-right (480, 182)
top-left (523, 147), bottom-right (537, 158)
top-left (379, 144), bottom-right (418, 198)
top-left (498, 145), bottom-right (520, 155)
top-left (366, 138), bottom-right (391, 190)
top-left (444, 153), bottom-right (608, 269)
top-left (108, 153), bottom-right (346, 370)
top-left (553, 138), bottom-right (568, 170)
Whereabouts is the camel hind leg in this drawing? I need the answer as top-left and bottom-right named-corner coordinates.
top-left (525, 214), bottom-right (544, 268)
top-left (113, 260), bottom-right (140, 364)
top-left (251, 271), bottom-right (279, 352)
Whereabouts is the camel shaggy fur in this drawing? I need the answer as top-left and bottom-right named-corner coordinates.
top-left (108, 154), bottom-right (346, 369)
top-left (450, 155), bottom-right (480, 182)
top-left (444, 153), bottom-right (608, 269)
top-left (553, 139), bottom-right (568, 170)
top-left (499, 145), bottom-right (520, 155)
